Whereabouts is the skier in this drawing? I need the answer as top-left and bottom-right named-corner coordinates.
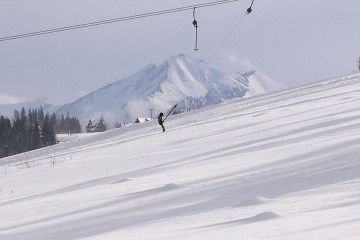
top-left (158, 112), bottom-right (165, 132)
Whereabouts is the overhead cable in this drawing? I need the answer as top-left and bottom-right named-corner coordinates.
top-left (0, 0), bottom-right (240, 42)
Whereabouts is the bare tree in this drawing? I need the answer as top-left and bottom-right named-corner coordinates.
top-left (358, 57), bottom-right (360, 71)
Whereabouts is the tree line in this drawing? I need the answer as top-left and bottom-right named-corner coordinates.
top-left (0, 107), bottom-right (81, 158)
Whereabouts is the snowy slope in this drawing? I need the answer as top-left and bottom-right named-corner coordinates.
top-left (1, 73), bottom-right (360, 240)
top-left (57, 54), bottom-right (285, 126)
top-left (242, 70), bottom-right (286, 97)
top-left (0, 97), bottom-right (57, 118)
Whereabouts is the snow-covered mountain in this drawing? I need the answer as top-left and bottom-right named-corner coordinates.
top-left (57, 54), bottom-right (285, 126)
top-left (0, 97), bottom-right (57, 118)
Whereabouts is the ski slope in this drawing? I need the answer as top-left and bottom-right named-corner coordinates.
top-left (1, 73), bottom-right (360, 240)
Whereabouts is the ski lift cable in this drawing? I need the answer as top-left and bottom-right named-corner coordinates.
top-left (209, 0), bottom-right (255, 63)
top-left (208, 12), bottom-right (247, 63)
top-left (0, 0), bottom-right (241, 42)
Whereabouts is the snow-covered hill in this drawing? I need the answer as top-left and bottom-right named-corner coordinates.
top-left (0, 97), bottom-right (57, 118)
top-left (57, 54), bottom-right (285, 126)
top-left (1, 73), bottom-right (360, 240)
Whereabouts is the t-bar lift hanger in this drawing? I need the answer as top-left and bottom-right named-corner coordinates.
top-left (193, 7), bottom-right (199, 51)
top-left (246, 0), bottom-right (255, 14)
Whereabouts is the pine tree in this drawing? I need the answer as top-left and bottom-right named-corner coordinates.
top-left (20, 108), bottom-right (27, 122)
top-left (55, 114), bottom-right (82, 133)
top-left (58, 114), bottom-right (65, 133)
top-left (28, 109), bottom-right (33, 128)
top-left (38, 107), bottom-right (45, 127)
top-left (32, 120), bottom-right (42, 149)
top-left (13, 109), bottom-right (20, 121)
top-left (0, 108), bottom-right (86, 158)
top-left (19, 107), bottom-right (31, 151)
top-left (0, 116), bottom-right (11, 157)
top-left (50, 113), bottom-right (57, 132)
top-left (10, 118), bottom-right (21, 155)
top-left (42, 114), bottom-right (56, 146)
top-left (0, 108), bottom-right (61, 158)
top-left (65, 114), bottom-right (71, 133)
top-left (76, 119), bottom-right (82, 133)
top-left (33, 109), bottom-right (38, 123)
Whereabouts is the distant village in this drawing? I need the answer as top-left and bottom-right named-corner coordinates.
top-left (84, 108), bottom-right (186, 133)
top-left (85, 116), bottom-right (153, 133)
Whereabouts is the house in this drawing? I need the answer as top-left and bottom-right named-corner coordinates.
top-left (134, 117), bottom-right (152, 124)
top-left (86, 117), bottom-right (107, 133)
top-left (114, 122), bottom-right (125, 128)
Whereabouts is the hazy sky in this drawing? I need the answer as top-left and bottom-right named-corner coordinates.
top-left (1, 0), bottom-right (359, 104)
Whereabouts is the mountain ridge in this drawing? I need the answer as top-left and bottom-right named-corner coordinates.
top-left (1, 54), bottom-right (285, 127)
top-left (0, 97), bottom-right (57, 118)
top-left (56, 54), bottom-right (285, 126)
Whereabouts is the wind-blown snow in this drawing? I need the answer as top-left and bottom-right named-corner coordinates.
top-left (1, 73), bottom-right (359, 240)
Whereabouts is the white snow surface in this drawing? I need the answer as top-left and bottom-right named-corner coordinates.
top-left (1, 73), bottom-right (360, 240)
top-left (56, 54), bottom-right (285, 126)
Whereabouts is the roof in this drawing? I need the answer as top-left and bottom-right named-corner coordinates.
top-left (135, 117), bottom-right (152, 123)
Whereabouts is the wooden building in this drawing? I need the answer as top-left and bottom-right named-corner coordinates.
top-left (86, 117), bottom-right (107, 133)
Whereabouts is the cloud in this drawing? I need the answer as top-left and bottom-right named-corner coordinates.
top-left (0, 94), bottom-right (26, 105)
top-left (219, 51), bottom-right (259, 73)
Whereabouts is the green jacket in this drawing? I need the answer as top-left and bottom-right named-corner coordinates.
top-left (158, 115), bottom-right (163, 125)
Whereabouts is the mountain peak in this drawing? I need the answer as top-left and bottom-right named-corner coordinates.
top-left (35, 96), bottom-right (51, 104)
top-left (169, 53), bottom-right (189, 61)
top-left (0, 97), bottom-right (56, 118)
top-left (56, 55), bottom-right (285, 127)
top-left (165, 54), bottom-right (207, 68)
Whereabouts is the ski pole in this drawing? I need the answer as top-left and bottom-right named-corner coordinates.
top-left (163, 104), bottom-right (177, 122)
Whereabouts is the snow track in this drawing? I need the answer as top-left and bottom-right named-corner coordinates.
top-left (1, 73), bottom-right (360, 240)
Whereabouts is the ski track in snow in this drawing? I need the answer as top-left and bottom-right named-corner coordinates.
top-left (1, 73), bottom-right (360, 240)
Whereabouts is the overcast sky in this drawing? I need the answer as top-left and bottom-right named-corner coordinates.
top-left (1, 0), bottom-right (359, 105)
